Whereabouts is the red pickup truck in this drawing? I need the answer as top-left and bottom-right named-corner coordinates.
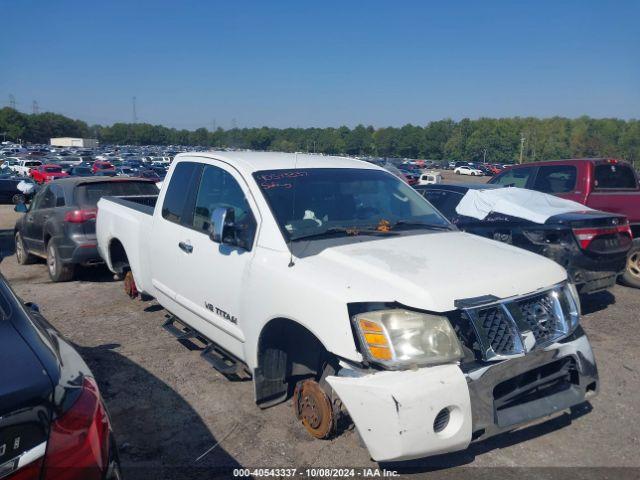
top-left (489, 158), bottom-right (640, 288)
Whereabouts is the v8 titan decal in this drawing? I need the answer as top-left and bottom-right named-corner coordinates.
top-left (205, 302), bottom-right (238, 325)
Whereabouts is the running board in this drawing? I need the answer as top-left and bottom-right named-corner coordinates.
top-left (200, 344), bottom-right (239, 375)
top-left (162, 315), bottom-right (249, 379)
top-left (162, 316), bottom-right (198, 340)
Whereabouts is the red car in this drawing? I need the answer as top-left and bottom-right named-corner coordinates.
top-left (29, 164), bottom-right (69, 183)
top-left (488, 164), bottom-right (503, 175)
top-left (489, 158), bottom-right (640, 288)
top-left (92, 160), bottom-right (115, 173)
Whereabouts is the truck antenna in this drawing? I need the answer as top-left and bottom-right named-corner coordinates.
top-left (288, 152), bottom-right (298, 267)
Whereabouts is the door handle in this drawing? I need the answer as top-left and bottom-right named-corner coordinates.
top-left (178, 241), bottom-right (193, 254)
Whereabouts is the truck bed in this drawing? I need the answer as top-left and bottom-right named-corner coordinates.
top-left (102, 194), bottom-right (158, 215)
top-left (96, 194), bottom-right (159, 295)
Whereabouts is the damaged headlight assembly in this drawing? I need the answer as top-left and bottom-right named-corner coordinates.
top-left (352, 309), bottom-right (463, 369)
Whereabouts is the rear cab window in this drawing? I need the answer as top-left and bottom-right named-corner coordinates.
top-left (491, 167), bottom-right (534, 188)
top-left (161, 162), bottom-right (201, 223)
top-left (532, 165), bottom-right (577, 193)
top-left (593, 163), bottom-right (639, 190)
top-left (75, 181), bottom-right (159, 207)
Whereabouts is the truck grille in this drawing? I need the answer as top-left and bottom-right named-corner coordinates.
top-left (462, 284), bottom-right (579, 361)
top-left (518, 293), bottom-right (560, 344)
top-left (477, 307), bottom-right (516, 354)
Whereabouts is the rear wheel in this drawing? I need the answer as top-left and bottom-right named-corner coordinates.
top-left (123, 271), bottom-right (139, 299)
top-left (15, 232), bottom-right (36, 265)
top-left (47, 242), bottom-right (75, 282)
top-left (621, 239), bottom-right (640, 289)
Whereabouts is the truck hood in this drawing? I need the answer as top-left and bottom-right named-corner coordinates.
top-left (297, 231), bottom-right (567, 312)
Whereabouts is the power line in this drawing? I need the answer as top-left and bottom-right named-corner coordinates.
top-left (132, 96), bottom-right (137, 123)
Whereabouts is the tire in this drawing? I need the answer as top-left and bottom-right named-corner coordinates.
top-left (621, 238), bottom-right (640, 288)
top-left (46, 241), bottom-right (75, 282)
top-left (15, 232), bottom-right (36, 265)
top-left (12, 194), bottom-right (25, 204)
top-left (455, 170), bottom-right (460, 175)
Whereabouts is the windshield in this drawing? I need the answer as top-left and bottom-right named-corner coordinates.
top-left (254, 168), bottom-right (450, 241)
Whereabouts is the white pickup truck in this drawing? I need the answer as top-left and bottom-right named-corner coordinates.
top-left (96, 151), bottom-right (598, 462)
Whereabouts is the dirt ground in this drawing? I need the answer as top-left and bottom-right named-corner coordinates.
top-left (1, 197), bottom-right (639, 479)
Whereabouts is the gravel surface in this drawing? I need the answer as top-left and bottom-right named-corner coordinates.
top-left (0, 202), bottom-right (638, 479)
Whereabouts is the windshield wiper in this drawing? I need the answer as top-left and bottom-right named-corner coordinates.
top-left (392, 221), bottom-right (455, 231)
top-left (290, 226), bottom-right (397, 242)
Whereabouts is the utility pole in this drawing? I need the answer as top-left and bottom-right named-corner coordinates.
top-left (132, 96), bottom-right (137, 123)
top-left (9, 94), bottom-right (16, 109)
top-left (211, 118), bottom-right (216, 132)
top-left (482, 148), bottom-right (487, 164)
top-left (32, 100), bottom-right (39, 114)
top-left (519, 134), bottom-right (526, 164)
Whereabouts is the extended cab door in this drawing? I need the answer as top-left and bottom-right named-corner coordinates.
top-left (150, 160), bottom-right (259, 359)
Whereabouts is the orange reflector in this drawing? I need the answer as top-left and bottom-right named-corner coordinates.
top-left (359, 319), bottom-right (383, 333)
top-left (369, 346), bottom-right (392, 360)
top-left (364, 333), bottom-right (388, 346)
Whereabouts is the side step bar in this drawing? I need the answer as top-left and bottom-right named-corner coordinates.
top-left (162, 316), bottom-right (198, 340)
top-left (201, 344), bottom-right (239, 375)
top-left (162, 315), bottom-right (250, 379)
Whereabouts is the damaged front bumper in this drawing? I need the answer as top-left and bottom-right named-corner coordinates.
top-left (327, 328), bottom-right (598, 463)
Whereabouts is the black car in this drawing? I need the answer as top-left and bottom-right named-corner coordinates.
top-left (94, 170), bottom-right (118, 177)
top-left (66, 166), bottom-right (94, 177)
top-left (416, 183), bottom-right (632, 294)
top-left (0, 175), bottom-right (37, 204)
top-left (0, 267), bottom-right (120, 479)
top-left (14, 177), bottom-right (159, 281)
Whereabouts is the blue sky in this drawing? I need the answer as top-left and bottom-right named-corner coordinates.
top-left (1, 0), bottom-right (639, 128)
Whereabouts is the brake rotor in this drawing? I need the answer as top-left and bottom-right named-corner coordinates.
top-left (123, 271), bottom-right (139, 299)
top-left (293, 379), bottom-right (335, 439)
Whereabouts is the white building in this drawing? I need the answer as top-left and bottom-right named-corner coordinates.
top-left (50, 137), bottom-right (98, 148)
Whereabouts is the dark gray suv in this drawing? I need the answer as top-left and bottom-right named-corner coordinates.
top-left (14, 177), bottom-right (158, 281)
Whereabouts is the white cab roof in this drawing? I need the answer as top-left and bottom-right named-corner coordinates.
top-left (174, 151), bottom-right (381, 176)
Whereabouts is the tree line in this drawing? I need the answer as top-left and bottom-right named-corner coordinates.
top-left (2, 107), bottom-right (639, 164)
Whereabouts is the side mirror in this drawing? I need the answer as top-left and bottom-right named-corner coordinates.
top-left (209, 207), bottom-right (236, 245)
top-left (14, 202), bottom-right (28, 213)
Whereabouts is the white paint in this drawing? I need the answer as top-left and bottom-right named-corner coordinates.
top-left (327, 364), bottom-right (472, 462)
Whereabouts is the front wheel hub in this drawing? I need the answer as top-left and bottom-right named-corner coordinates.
top-left (293, 379), bottom-right (336, 439)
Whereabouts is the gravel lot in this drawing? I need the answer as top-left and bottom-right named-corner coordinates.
top-left (1, 187), bottom-right (639, 479)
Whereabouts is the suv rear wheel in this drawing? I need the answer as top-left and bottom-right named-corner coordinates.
top-left (621, 238), bottom-right (640, 289)
top-left (47, 242), bottom-right (75, 282)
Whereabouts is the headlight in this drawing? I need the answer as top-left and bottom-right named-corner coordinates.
top-left (564, 283), bottom-right (581, 330)
top-left (352, 309), bottom-right (463, 368)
